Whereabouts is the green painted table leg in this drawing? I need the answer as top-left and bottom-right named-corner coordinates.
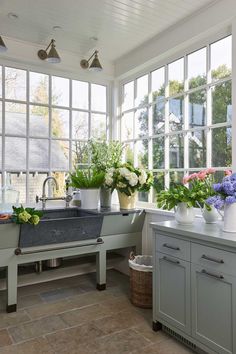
top-left (7, 263), bottom-right (18, 312)
top-left (96, 250), bottom-right (106, 290)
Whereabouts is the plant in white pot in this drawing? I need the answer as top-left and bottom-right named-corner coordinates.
top-left (88, 139), bottom-right (124, 208)
top-left (206, 170), bottom-right (236, 232)
top-left (183, 168), bottom-right (219, 223)
top-left (156, 185), bottom-right (196, 224)
top-left (69, 168), bottom-right (105, 209)
top-left (105, 163), bottom-right (153, 210)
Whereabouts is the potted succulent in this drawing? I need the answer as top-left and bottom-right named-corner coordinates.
top-left (69, 168), bottom-right (105, 209)
top-left (105, 163), bottom-right (153, 209)
top-left (206, 170), bottom-right (236, 232)
top-left (88, 139), bottom-right (124, 208)
top-left (156, 184), bottom-right (195, 224)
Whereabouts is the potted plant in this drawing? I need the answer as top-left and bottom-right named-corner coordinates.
top-left (88, 139), bottom-right (124, 208)
top-left (156, 184), bottom-right (195, 224)
top-left (183, 168), bottom-right (219, 223)
top-left (69, 168), bottom-right (105, 209)
top-left (206, 170), bottom-right (236, 232)
top-left (105, 163), bottom-right (153, 209)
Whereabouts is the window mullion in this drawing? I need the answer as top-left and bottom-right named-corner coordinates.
top-left (164, 64), bottom-right (170, 189)
top-left (69, 79), bottom-right (72, 171)
top-left (184, 54), bottom-right (189, 173)
top-left (206, 43), bottom-right (212, 168)
top-left (2, 66), bottom-right (5, 190)
top-left (48, 74), bottom-right (52, 196)
top-left (26, 70), bottom-right (30, 204)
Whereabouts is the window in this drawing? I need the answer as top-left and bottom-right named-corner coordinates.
top-left (120, 35), bottom-right (232, 204)
top-left (0, 67), bottom-right (108, 204)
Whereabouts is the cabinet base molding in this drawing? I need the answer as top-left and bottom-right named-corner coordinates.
top-left (152, 321), bottom-right (162, 331)
top-left (96, 283), bottom-right (106, 291)
top-left (7, 304), bottom-right (17, 313)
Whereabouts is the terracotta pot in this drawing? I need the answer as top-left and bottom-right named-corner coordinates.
top-left (117, 191), bottom-right (137, 210)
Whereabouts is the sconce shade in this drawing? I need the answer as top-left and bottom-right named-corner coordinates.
top-left (45, 42), bottom-right (61, 63)
top-left (89, 52), bottom-right (102, 71)
top-left (38, 39), bottom-right (61, 63)
top-left (0, 36), bottom-right (7, 52)
top-left (80, 50), bottom-right (103, 71)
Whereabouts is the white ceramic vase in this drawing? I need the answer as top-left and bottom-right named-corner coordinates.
top-left (222, 203), bottom-right (236, 233)
top-left (80, 189), bottom-right (100, 209)
top-left (175, 202), bottom-right (194, 225)
top-left (201, 205), bottom-right (220, 224)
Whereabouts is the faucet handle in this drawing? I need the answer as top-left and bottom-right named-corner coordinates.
top-left (35, 195), bottom-right (39, 203)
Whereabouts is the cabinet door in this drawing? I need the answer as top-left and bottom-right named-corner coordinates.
top-left (156, 252), bottom-right (191, 334)
top-left (191, 264), bottom-right (236, 354)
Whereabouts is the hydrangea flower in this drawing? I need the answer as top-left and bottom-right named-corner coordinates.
top-left (225, 196), bottom-right (236, 204)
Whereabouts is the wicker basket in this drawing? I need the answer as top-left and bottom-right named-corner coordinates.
top-left (129, 252), bottom-right (152, 309)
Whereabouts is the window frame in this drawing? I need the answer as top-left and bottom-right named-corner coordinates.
top-left (118, 33), bottom-right (232, 208)
top-left (0, 65), bottom-right (109, 204)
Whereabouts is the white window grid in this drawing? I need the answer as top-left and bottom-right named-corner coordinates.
top-left (120, 37), bottom-right (232, 204)
top-left (0, 65), bottom-right (109, 203)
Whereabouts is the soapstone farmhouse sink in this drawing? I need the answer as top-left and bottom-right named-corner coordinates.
top-left (18, 208), bottom-right (103, 248)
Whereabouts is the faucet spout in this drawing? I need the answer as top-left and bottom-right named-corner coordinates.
top-left (36, 176), bottom-right (71, 210)
top-left (42, 176), bottom-right (59, 198)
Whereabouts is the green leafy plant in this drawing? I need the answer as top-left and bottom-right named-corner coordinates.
top-left (69, 168), bottom-right (105, 189)
top-left (89, 139), bottom-right (124, 172)
top-left (156, 185), bottom-right (195, 210)
top-left (105, 163), bottom-right (153, 196)
top-left (12, 206), bottom-right (43, 225)
top-left (183, 169), bottom-right (216, 210)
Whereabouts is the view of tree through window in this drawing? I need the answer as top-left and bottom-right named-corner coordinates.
top-left (0, 67), bottom-right (107, 204)
top-left (121, 35), bottom-right (232, 204)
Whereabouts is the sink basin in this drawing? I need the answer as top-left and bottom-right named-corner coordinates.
top-left (41, 208), bottom-right (97, 220)
top-left (18, 208), bottom-right (103, 248)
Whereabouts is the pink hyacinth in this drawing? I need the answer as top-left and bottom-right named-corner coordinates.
top-left (205, 168), bottom-right (216, 174)
top-left (197, 171), bottom-right (207, 180)
top-left (225, 170), bottom-right (232, 176)
top-left (183, 175), bottom-right (190, 184)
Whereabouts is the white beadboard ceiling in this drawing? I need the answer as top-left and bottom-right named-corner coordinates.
top-left (0, 0), bottom-right (218, 61)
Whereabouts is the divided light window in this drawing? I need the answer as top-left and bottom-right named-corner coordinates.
top-left (0, 68), bottom-right (107, 204)
top-left (121, 35), bottom-right (232, 204)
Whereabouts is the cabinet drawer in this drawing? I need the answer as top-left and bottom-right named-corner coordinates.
top-left (156, 233), bottom-right (190, 261)
top-left (191, 243), bottom-right (236, 277)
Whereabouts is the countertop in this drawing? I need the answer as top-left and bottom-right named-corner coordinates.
top-left (0, 206), bottom-right (144, 225)
top-left (151, 219), bottom-right (236, 249)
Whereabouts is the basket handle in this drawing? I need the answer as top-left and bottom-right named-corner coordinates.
top-left (129, 251), bottom-right (135, 260)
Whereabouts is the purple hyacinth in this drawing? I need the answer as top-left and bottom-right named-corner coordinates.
top-left (222, 181), bottom-right (235, 195)
top-left (213, 183), bottom-right (222, 193)
top-left (206, 195), bottom-right (224, 210)
top-left (230, 173), bottom-right (236, 182)
top-left (225, 196), bottom-right (236, 204)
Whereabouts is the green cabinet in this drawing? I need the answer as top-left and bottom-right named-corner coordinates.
top-left (156, 252), bottom-right (191, 334)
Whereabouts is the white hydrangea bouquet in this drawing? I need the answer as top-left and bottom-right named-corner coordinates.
top-left (104, 163), bottom-right (153, 196)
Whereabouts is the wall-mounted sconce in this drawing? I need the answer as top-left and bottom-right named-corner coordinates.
top-left (80, 50), bottom-right (102, 71)
top-left (37, 39), bottom-right (61, 63)
top-left (0, 35), bottom-right (7, 52)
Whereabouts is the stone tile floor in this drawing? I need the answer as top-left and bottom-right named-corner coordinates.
top-left (0, 269), bottom-right (194, 354)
